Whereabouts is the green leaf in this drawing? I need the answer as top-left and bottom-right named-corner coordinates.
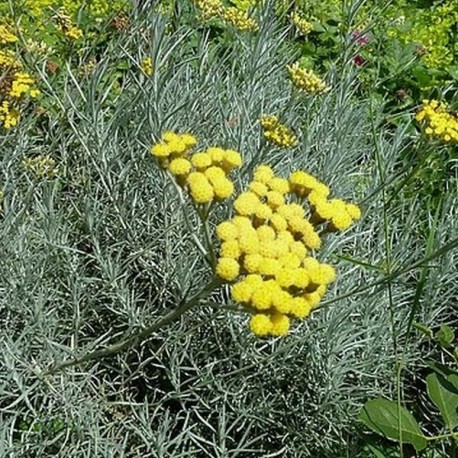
top-left (359, 399), bottom-right (427, 451)
top-left (435, 324), bottom-right (455, 348)
top-left (412, 65), bottom-right (432, 87)
top-left (426, 372), bottom-right (458, 430)
top-left (362, 435), bottom-right (400, 458)
top-left (413, 322), bottom-right (434, 338)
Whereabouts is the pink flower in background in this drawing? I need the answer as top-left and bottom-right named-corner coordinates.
top-left (353, 55), bottom-right (365, 67)
top-left (351, 29), bottom-right (370, 46)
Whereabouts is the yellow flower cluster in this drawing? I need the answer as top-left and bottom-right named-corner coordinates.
top-left (0, 28), bottom-right (40, 129)
top-left (0, 101), bottom-right (20, 129)
top-left (191, 0), bottom-right (258, 32)
top-left (0, 25), bottom-right (18, 45)
top-left (215, 165), bottom-right (361, 337)
top-left (141, 57), bottom-right (153, 76)
top-left (22, 155), bottom-right (59, 179)
top-left (9, 72), bottom-right (41, 99)
top-left (221, 7), bottom-right (259, 32)
top-left (0, 49), bottom-right (18, 68)
top-left (54, 8), bottom-right (84, 40)
top-left (415, 99), bottom-right (458, 143)
top-left (151, 131), bottom-right (243, 204)
top-left (260, 115), bottom-right (298, 148)
top-left (192, 0), bottom-right (222, 20)
top-left (287, 63), bottom-right (329, 94)
top-left (290, 11), bottom-right (313, 36)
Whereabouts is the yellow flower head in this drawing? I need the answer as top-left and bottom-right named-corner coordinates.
top-left (416, 100), bottom-right (458, 144)
top-left (270, 313), bottom-right (290, 336)
top-left (268, 177), bottom-right (290, 194)
top-left (234, 192), bottom-right (260, 216)
top-left (168, 158), bottom-right (192, 176)
top-left (253, 165), bottom-right (274, 183)
top-left (289, 297), bottom-right (312, 319)
top-left (216, 257), bottom-right (240, 281)
top-left (260, 114), bottom-right (298, 148)
top-left (187, 172), bottom-right (214, 203)
top-left (222, 149), bottom-right (243, 171)
top-left (289, 170), bottom-right (319, 196)
top-left (207, 147), bottom-right (225, 164)
top-left (290, 11), bottom-right (313, 36)
top-left (244, 253), bottom-right (263, 273)
top-left (212, 177), bottom-right (234, 199)
top-left (216, 221), bottom-right (239, 241)
top-left (141, 57), bottom-right (153, 76)
top-left (220, 240), bottom-right (241, 259)
top-left (231, 280), bottom-right (253, 303)
top-left (191, 152), bottom-right (213, 170)
top-left (287, 63), bottom-right (329, 94)
top-left (249, 181), bottom-right (268, 197)
top-left (249, 313), bottom-right (272, 336)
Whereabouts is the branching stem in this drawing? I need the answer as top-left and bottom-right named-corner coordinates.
top-left (43, 277), bottom-right (222, 375)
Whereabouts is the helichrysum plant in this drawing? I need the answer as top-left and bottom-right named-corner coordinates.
top-left (260, 114), bottom-right (298, 148)
top-left (191, 0), bottom-right (223, 20)
top-left (22, 155), bottom-right (59, 179)
top-left (221, 6), bottom-right (259, 31)
top-left (289, 11), bottom-right (313, 36)
top-left (416, 99), bottom-right (458, 143)
top-left (0, 24), bottom-right (18, 45)
top-left (54, 7), bottom-right (84, 40)
top-left (0, 27), bottom-right (40, 129)
top-left (216, 165), bottom-right (361, 337)
top-left (191, 0), bottom-right (258, 31)
top-left (141, 57), bottom-right (153, 76)
top-left (150, 131), bottom-right (360, 338)
top-left (287, 62), bottom-right (329, 94)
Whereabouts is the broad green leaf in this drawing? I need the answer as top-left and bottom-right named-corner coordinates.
top-left (449, 373), bottom-right (458, 392)
top-left (359, 399), bottom-right (427, 451)
top-left (426, 373), bottom-right (458, 430)
top-left (435, 324), bottom-right (455, 348)
top-left (365, 443), bottom-right (388, 458)
top-left (427, 362), bottom-right (455, 378)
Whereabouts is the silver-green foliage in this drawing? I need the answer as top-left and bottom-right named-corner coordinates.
top-left (0, 1), bottom-right (457, 456)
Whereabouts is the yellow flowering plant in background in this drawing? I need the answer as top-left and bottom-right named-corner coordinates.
top-left (0, 26), bottom-right (40, 129)
top-left (289, 11), bottom-right (313, 36)
top-left (416, 99), bottom-right (458, 144)
top-left (191, 0), bottom-right (259, 31)
top-left (287, 62), bottom-right (329, 94)
top-left (22, 155), bottom-right (59, 179)
top-left (260, 114), bottom-right (298, 148)
top-left (141, 57), bottom-right (154, 76)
